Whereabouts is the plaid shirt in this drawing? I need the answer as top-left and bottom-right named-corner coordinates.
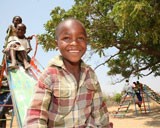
top-left (23, 56), bottom-right (109, 128)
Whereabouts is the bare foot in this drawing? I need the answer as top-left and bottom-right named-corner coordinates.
top-left (8, 64), bottom-right (18, 70)
top-left (24, 63), bottom-right (31, 70)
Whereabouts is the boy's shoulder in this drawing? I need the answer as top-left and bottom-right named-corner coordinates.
top-left (7, 24), bottom-right (14, 29)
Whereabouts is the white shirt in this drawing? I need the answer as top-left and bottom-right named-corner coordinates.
top-left (7, 36), bottom-right (31, 51)
top-left (123, 82), bottom-right (133, 94)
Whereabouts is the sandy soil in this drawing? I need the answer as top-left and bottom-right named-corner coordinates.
top-left (108, 102), bottom-right (160, 128)
top-left (6, 102), bottom-right (160, 128)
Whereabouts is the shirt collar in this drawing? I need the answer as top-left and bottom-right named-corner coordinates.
top-left (47, 55), bottom-right (89, 70)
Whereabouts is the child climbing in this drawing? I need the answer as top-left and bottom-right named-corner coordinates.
top-left (3, 23), bottom-right (32, 70)
top-left (133, 81), bottom-right (143, 107)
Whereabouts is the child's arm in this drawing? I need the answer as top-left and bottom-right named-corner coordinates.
top-left (26, 47), bottom-right (32, 53)
top-left (3, 48), bottom-right (9, 53)
top-left (26, 38), bottom-right (32, 53)
top-left (3, 41), bottom-right (14, 53)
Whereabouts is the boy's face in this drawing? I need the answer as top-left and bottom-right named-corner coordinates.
top-left (16, 24), bottom-right (26, 38)
top-left (56, 20), bottom-right (87, 64)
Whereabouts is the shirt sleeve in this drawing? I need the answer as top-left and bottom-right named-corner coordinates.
top-left (26, 39), bottom-right (32, 49)
top-left (86, 72), bottom-right (110, 128)
top-left (23, 69), bottom-right (53, 128)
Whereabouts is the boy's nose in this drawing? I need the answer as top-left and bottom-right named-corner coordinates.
top-left (70, 39), bottom-right (78, 45)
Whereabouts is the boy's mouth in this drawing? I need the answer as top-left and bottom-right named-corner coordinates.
top-left (68, 50), bottom-right (80, 53)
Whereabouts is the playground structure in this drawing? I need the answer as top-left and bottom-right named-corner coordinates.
top-left (0, 35), bottom-right (43, 127)
top-left (113, 83), bottom-right (160, 118)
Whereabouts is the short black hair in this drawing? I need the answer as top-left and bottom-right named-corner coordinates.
top-left (17, 23), bottom-right (26, 29)
top-left (12, 16), bottom-right (22, 23)
top-left (55, 18), bottom-right (86, 40)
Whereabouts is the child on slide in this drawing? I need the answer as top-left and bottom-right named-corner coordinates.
top-left (4, 23), bottom-right (32, 70)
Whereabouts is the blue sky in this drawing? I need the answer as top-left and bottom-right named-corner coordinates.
top-left (0, 0), bottom-right (160, 95)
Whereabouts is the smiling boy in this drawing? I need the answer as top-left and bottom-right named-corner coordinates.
top-left (24, 18), bottom-right (111, 128)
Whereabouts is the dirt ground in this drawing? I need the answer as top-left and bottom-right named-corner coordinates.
top-left (108, 102), bottom-right (160, 128)
top-left (6, 102), bottom-right (160, 128)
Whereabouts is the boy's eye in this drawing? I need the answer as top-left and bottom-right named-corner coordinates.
top-left (62, 37), bottom-right (71, 42)
top-left (61, 36), bottom-right (86, 43)
top-left (77, 37), bottom-right (86, 42)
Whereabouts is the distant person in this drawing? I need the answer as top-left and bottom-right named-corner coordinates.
top-left (4, 23), bottom-right (32, 70)
top-left (6, 16), bottom-right (22, 37)
top-left (133, 81), bottom-right (143, 107)
top-left (5, 16), bottom-right (22, 47)
top-left (23, 18), bottom-right (113, 128)
top-left (122, 80), bottom-right (134, 96)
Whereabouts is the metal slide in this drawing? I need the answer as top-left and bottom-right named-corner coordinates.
top-left (143, 85), bottom-right (160, 104)
top-left (7, 63), bottom-right (40, 127)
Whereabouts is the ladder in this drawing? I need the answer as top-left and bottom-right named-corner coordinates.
top-left (113, 93), bottom-right (133, 117)
top-left (0, 56), bottom-right (14, 128)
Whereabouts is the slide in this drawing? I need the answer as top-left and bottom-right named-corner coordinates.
top-left (143, 85), bottom-right (160, 104)
top-left (7, 61), bottom-right (41, 127)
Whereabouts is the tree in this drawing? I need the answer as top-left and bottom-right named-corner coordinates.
top-left (38, 0), bottom-right (160, 82)
top-left (112, 93), bottom-right (122, 104)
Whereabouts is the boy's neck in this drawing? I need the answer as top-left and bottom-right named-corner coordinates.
top-left (63, 59), bottom-right (81, 83)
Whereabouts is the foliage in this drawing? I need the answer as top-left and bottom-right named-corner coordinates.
top-left (102, 93), bottom-right (114, 106)
top-left (112, 93), bottom-right (122, 104)
top-left (38, 0), bottom-right (160, 82)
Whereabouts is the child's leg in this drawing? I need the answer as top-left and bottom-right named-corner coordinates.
top-left (18, 51), bottom-right (31, 70)
top-left (8, 49), bottom-right (17, 69)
